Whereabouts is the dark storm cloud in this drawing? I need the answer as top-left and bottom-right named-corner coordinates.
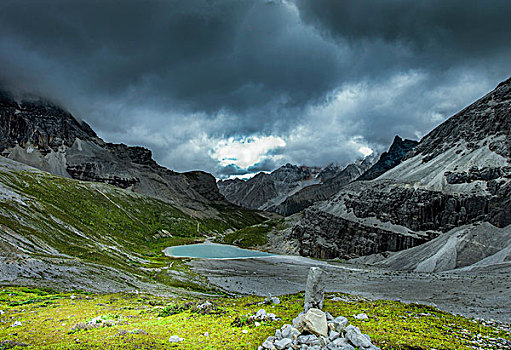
top-left (0, 0), bottom-right (343, 131)
top-left (0, 0), bottom-right (510, 177)
top-left (295, 0), bottom-right (511, 61)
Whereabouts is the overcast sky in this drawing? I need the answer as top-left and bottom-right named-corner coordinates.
top-left (1, 0), bottom-right (510, 178)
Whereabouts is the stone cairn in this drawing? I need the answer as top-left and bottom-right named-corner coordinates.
top-left (257, 267), bottom-right (381, 350)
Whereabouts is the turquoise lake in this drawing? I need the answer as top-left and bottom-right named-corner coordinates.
top-left (163, 243), bottom-right (274, 259)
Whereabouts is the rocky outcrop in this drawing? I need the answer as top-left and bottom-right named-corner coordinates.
top-left (0, 92), bottom-right (99, 153)
top-left (287, 76), bottom-right (511, 259)
top-left (352, 222), bottom-right (511, 273)
top-left (357, 136), bottom-right (418, 181)
top-left (293, 208), bottom-right (429, 259)
top-left (259, 269), bottom-right (381, 350)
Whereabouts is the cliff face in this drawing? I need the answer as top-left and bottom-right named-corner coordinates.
top-left (0, 94), bottom-right (99, 152)
top-left (289, 77), bottom-right (511, 259)
top-left (0, 91), bottom-right (227, 214)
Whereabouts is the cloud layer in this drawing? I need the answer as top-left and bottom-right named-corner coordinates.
top-left (1, 0), bottom-right (510, 178)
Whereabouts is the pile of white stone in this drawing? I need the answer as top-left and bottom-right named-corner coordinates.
top-left (257, 267), bottom-right (381, 350)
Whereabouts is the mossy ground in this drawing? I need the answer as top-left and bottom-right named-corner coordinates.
top-left (221, 219), bottom-right (284, 248)
top-left (0, 287), bottom-right (508, 350)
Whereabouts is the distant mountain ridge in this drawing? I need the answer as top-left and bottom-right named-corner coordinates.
top-left (217, 163), bottom-right (344, 211)
top-left (218, 156), bottom-right (384, 214)
top-left (218, 135), bottom-right (420, 217)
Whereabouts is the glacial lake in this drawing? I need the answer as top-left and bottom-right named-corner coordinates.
top-left (163, 243), bottom-right (274, 259)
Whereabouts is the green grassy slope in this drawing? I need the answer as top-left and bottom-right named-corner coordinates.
top-left (0, 158), bottom-right (264, 292)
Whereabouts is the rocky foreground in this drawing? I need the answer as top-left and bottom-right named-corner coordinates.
top-left (258, 268), bottom-right (381, 350)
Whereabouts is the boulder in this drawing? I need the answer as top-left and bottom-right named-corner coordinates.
top-left (329, 316), bottom-right (349, 333)
top-left (303, 308), bottom-right (328, 337)
top-left (345, 325), bottom-right (372, 348)
top-left (168, 335), bottom-right (184, 342)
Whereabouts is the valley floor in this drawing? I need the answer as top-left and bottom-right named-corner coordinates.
top-left (190, 255), bottom-right (511, 323)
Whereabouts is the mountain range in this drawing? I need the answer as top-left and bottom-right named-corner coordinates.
top-left (284, 77), bottom-right (510, 262)
top-left (1, 77), bottom-right (510, 285)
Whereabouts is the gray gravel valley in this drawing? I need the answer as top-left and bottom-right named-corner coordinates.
top-left (189, 255), bottom-right (511, 323)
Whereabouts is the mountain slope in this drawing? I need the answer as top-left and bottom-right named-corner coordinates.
top-left (0, 156), bottom-right (263, 292)
top-left (0, 91), bottom-right (231, 217)
top-left (287, 77), bottom-right (511, 259)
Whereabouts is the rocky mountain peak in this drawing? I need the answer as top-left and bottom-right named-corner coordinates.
top-left (406, 76), bottom-right (511, 162)
top-left (357, 135), bottom-right (418, 181)
top-left (0, 89), bottom-right (234, 209)
top-left (0, 92), bottom-right (100, 154)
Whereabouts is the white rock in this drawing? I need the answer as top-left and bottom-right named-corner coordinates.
top-left (255, 321), bottom-right (261, 327)
top-left (168, 335), bottom-right (184, 342)
top-left (198, 301), bottom-right (213, 309)
top-left (11, 321), bottom-right (22, 327)
top-left (262, 336), bottom-right (275, 349)
top-left (330, 316), bottom-right (349, 332)
top-left (329, 330), bottom-right (340, 341)
top-left (274, 338), bottom-right (293, 349)
top-left (293, 312), bottom-right (305, 331)
top-left (332, 337), bottom-right (349, 346)
top-left (354, 313), bottom-right (369, 320)
top-left (256, 309), bottom-right (267, 318)
top-left (242, 329), bottom-right (248, 334)
top-left (297, 334), bottom-right (321, 346)
top-left (303, 308), bottom-right (328, 337)
top-left (267, 313), bottom-right (278, 321)
top-left (345, 325), bottom-right (372, 348)
top-left (271, 297), bottom-right (281, 305)
top-left (281, 324), bottom-right (293, 339)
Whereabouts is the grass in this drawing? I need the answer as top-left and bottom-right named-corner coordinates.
top-left (0, 287), bottom-right (509, 350)
top-left (0, 166), bottom-right (264, 292)
top-left (221, 219), bottom-right (283, 248)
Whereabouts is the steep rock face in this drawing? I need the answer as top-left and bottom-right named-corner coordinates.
top-left (0, 93), bottom-right (99, 152)
top-left (289, 77), bottom-right (511, 259)
top-left (293, 208), bottom-right (430, 259)
top-left (357, 136), bottom-right (418, 181)
top-left (0, 91), bottom-right (231, 214)
top-left (351, 222), bottom-right (511, 272)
